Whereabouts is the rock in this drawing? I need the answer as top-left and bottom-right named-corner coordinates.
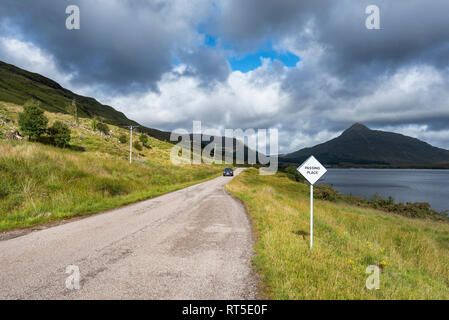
top-left (6, 131), bottom-right (24, 140)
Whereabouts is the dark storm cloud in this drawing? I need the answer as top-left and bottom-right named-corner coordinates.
top-left (318, 0), bottom-right (449, 76)
top-left (218, 0), bottom-right (449, 71)
top-left (177, 48), bottom-right (231, 86)
top-left (217, 0), bottom-right (320, 51)
top-left (0, 0), bottom-right (220, 93)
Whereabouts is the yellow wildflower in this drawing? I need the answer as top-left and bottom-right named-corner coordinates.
top-left (380, 260), bottom-right (387, 265)
top-left (348, 259), bottom-right (354, 264)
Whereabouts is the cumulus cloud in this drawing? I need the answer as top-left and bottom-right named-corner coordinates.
top-left (106, 60), bottom-right (290, 137)
top-left (0, 37), bottom-right (73, 88)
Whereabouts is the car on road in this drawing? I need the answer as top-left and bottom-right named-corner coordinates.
top-left (223, 168), bottom-right (234, 176)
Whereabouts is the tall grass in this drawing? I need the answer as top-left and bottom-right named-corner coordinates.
top-left (0, 141), bottom-right (221, 231)
top-left (226, 168), bottom-right (449, 299)
top-left (0, 102), bottom-right (223, 230)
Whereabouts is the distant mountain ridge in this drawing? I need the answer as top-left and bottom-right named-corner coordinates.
top-left (280, 123), bottom-right (449, 168)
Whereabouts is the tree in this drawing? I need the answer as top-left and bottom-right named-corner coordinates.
top-left (96, 122), bottom-right (110, 136)
top-left (133, 141), bottom-right (143, 151)
top-left (48, 121), bottom-right (71, 148)
top-left (139, 134), bottom-right (149, 147)
top-left (91, 116), bottom-right (98, 131)
top-left (119, 134), bottom-right (128, 144)
top-left (18, 100), bottom-right (48, 140)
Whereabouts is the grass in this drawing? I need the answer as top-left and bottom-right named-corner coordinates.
top-left (0, 102), bottom-right (223, 231)
top-left (226, 168), bottom-right (449, 299)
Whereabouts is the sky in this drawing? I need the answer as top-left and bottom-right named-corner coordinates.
top-left (1, 0), bottom-right (449, 153)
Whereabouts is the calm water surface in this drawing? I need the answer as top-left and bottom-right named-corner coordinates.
top-left (317, 169), bottom-right (449, 212)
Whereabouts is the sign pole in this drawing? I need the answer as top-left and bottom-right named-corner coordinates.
top-left (310, 184), bottom-right (313, 249)
top-left (297, 155), bottom-right (327, 250)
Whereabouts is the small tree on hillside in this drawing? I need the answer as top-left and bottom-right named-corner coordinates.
top-left (18, 100), bottom-right (48, 141)
top-left (133, 141), bottom-right (143, 151)
top-left (48, 121), bottom-right (71, 148)
top-left (139, 134), bottom-right (149, 147)
top-left (91, 116), bottom-right (98, 131)
top-left (96, 122), bottom-right (110, 136)
top-left (119, 134), bottom-right (128, 144)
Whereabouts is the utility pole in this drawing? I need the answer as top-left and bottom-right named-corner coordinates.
top-left (130, 126), bottom-right (133, 164)
top-left (72, 99), bottom-right (78, 127)
top-left (125, 125), bottom-right (139, 164)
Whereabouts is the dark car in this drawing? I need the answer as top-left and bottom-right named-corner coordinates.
top-left (223, 168), bottom-right (234, 176)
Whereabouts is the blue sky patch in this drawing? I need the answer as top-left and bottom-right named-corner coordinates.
top-left (198, 32), bottom-right (300, 73)
top-left (204, 34), bottom-right (217, 47)
top-left (228, 46), bottom-right (300, 73)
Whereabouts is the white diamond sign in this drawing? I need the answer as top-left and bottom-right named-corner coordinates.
top-left (297, 155), bottom-right (327, 185)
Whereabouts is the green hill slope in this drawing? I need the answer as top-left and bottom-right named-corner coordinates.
top-left (227, 169), bottom-right (449, 299)
top-left (0, 101), bottom-right (223, 231)
top-left (0, 61), bottom-right (171, 141)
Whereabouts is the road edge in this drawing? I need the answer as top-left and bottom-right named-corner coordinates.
top-left (224, 169), bottom-right (265, 300)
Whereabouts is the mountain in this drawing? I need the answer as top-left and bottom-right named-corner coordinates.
top-left (0, 61), bottom-right (171, 141)
top-left (280, 123), bottom-right (449, 168)
top-left (0, 61), bottom-right (259, 161)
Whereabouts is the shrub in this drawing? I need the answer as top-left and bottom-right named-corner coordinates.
top-left (133, 141), bottom-right (143, 151)
top-left (48, 121), bottom-right (71, 148)
top-left (139, 134), bottom-right (149, 147)
top-left (96, 123), bottom-right (110, 135)
top-left (370, 192), bottom-right (383, 201)
top-left (119, 134), bottom-right (128, 144)
top-left (315, 184), bottom-right (339, 202)
top-left (91, 118), bottom-right (97, 131)
top-left (18, 101), bottom-right (48, 140)
top-left (284, 166), bottom-right (307, 183)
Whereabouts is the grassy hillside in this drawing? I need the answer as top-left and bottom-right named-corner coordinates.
top-left (0, 101), bottom-right (223, 231)
top-left (0, 61), bottom-right (171, 141)
top-left (226, 169), bottom-right (449, 299)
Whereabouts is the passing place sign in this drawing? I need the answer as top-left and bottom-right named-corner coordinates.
top-left (297, 155), bottom-right (327, 185)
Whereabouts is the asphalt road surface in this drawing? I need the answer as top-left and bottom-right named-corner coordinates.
top-left (0, 168), bottom-right (258, 299)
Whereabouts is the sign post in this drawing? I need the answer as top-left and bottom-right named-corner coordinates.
top-left (297, 155), bottom-right (327, 249)
top-left (310, 184), bottom-right (313, 248)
